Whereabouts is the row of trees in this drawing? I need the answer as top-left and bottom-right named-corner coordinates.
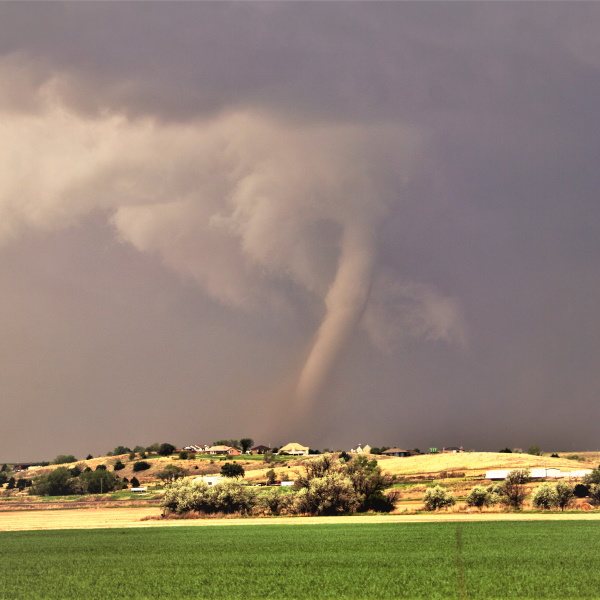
top-left (162, 454), bottom-right (398, 517)
top-left (424, 466), bottom-right (600, 511)
top-left (28, 466), bottom-right (141, 496)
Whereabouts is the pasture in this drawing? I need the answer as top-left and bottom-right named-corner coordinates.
top-left (1, 521), bottom-right (599, 599)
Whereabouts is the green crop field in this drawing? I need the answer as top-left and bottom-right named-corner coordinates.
top-left (1, 521), bottom-right (599, 599)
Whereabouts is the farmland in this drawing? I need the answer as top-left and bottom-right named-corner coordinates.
top-left (1, 521), bottom-right (600, 599)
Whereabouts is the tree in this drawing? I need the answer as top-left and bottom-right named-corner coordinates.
top-left (527, 445), bottom-right (542, 456)
top-left (158, 443), bottom-right (176, 457)
top-left (266, 469), bottom-right (277, 485)
top-left (112, 446), bottom-right (131, 456)
top-left (221, 462), bottom-right (245, 479)
top-left (7, 477), bottom-right (16, 490)
top-left (292, 473), bottom-right (359, 516)
top-left (240, 438), bottom-right (254, 454)
top-left (531, 483), bottom-right (559, 510)
top-left (555, 481), bottom-right (574, 511)
top-left (423, 486), bottom-right (456, 511)
top-left (113, 460), bottom-right (125, 471)
top-left (370, 447), bottom-right (381, 455)
top-left (583, 465), bottom-right (600, 486)
top-left (130, 477), bottom-right (140, 488)
top-left (145, 443), bottom-right (160, 454)
top-left (574, 483), bottom-right (589, 498)
top-left (0, 472), bottom-right (8, 485)
top-left (69, 465), bottom-right (83, 477)
top-left (465, 485), bottom-right (499, 511)
top-left (53, 455), bottom-right (77, 465)
top-left (133, 446), bottom-right (146, 455)
top-left (1, 464), bottom-right (8, 472)
top-left (156, 464), bottom-right (187, 483)
top-left (30, 468), bottom-right (73, 496)
top-left (339, 451), bottom-right (351, 462)
top-left (178, 450), bottom-right (188, 460)
top-left (500, 469), bottom-right (530, 510)
top-left (133, 461), bottom-right (151, 472)
top-left (263, 450), bottom-right (275, 464)
top-left (213, 439), bottom-right (241, 450)
top-left (498, 447), bottom-right (513, 453)
top-left (86, 454), bottom-right (94, 460)
top-left (79, 469), bottom-right (119, 494)
top-left (95, 464), bottom-right (107, 471)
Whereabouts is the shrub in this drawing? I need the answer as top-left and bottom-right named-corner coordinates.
top-left (498, 447), bottom-right (513, 453)
top-left (266, 469), bottom-right (277, 485)
top-left (95, 464), bottom-right (107, 471)
top-left (130, 477), bottom-right (140, 488)
top-left (113, 460), bottom-right (125, 471)
top-left (85, 454), bottom-right (93, 460)
top-left (466, 485), bottom-right (499, 511)
top-left (527, 445), bottom-right (542, 456)
top-left (550, 453), bottom-right (560, 458)
top-left (132, 461), bottom-right (151, 472)
top-left (423, 486), bottom-right (456, 511)
top-left (259, 488), bottom-right (292, 515)
top-left (531, 483), bottom-right (559, 510)
top-left (178, 451), bottom-right (188, 460)
top-left (162, 478), bottom-right (256, 515)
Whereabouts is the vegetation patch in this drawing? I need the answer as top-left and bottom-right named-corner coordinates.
top-left (1, 522), bottom-right (600, 599)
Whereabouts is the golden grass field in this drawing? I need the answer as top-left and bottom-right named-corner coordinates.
top-left (1, 507), bottom-right (600, 532)
top-left (377, 451), bottom-right (599, 478)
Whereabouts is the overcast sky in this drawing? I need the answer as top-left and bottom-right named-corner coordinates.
top-left (2, 2), bottom-right (600, 461)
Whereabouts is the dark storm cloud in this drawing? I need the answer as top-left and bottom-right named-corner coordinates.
top-left (1, 2), bottom-right (600, 460)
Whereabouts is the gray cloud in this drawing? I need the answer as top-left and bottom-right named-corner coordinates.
top-left (1, 2), bottom-right (600, 460)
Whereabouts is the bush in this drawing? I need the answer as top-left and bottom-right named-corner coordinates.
top-left (95, 464), bottom-right (107, 471)
top-left (178, 451), bottom-right (188, 460)
top-left (259, 488), bottom-right (292, 515)
top-left (531, 483), bottom-right (559, 510)
top-left (132, 461), bottom-right (151, 472)
top-left (423, 486), bottom-right (456, 511)
top-left (130, 477), bottom-right (140, 488)
top-left (113, 460), bottom-right (125, 471)
top-left (266, 469), bottom-right (277, 485)
top-left (162, 478), bottom-right (256, 515)
top-left (465, 485), bottom-right (499, 511)
top-left (112, 446), bottom-right (131, 456)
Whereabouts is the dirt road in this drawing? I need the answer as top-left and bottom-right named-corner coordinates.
top-left (1, 507), bottom-right (599, 532)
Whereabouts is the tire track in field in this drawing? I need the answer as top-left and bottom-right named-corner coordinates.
top-left (455, 524), bottom-right (467, 600)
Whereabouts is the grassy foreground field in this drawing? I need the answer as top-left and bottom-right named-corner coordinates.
top-left (1, 521), bottom-right (599, 599)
